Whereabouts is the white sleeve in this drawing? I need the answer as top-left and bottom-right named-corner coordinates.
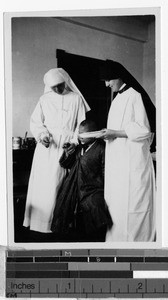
top-left (30, 100), bottom-right (49, 142)
top-left (70, 96), bottom-right (87, 144)
top-left (124, 92), bottom-right (152, 141)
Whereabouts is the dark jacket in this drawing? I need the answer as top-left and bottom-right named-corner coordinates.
top-left (51, 140), bottom-right (112, 235)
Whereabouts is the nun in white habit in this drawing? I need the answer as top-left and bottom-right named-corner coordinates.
top-left (23, 68), bottom-right (90, 233)
top-left (98, 60), bottom-right (156, 242)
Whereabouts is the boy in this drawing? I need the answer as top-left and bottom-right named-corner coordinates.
top-left (51, 119), bottom-right (112, 242)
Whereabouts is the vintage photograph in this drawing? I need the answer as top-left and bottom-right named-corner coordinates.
top-left (5, 9), bottom-right (160, 247)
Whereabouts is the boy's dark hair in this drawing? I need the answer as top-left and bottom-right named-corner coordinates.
top-left (80, 119), bottom-right (97, 131)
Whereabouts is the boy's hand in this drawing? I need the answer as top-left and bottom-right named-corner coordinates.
top-left (67, 143), bottom-right (76, 155)
top-left (63, 143), bottom-right (76, 156)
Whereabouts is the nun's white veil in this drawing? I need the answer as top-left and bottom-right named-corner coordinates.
top-left (43, 68), bottom-right (90, 112)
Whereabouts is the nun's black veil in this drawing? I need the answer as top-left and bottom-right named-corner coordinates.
top-left (101, 60), bottom-right (156, 152)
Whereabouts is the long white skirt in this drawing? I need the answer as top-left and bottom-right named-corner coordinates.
top-left (105, 138), bottom-right (156, 242)
top-left (23, 142), bottom-right (65, 233)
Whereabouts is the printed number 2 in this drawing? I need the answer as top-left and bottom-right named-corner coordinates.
top-left (138, 282), bottom-right (143, 289)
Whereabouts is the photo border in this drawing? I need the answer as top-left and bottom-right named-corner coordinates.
top-left (4, 6), bottom-right (161, 250)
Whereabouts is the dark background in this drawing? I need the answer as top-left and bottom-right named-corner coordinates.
top-left (57, 49), bottom-right (111, 129)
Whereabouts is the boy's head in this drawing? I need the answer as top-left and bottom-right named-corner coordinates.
top-left (78, 120), bottom-right (97, 145)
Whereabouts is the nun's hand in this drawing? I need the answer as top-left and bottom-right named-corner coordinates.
top-left (98, 129), bottom-right (116, 140)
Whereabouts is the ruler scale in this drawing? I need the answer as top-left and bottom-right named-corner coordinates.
top-left (6, 249), bottom-right (168, 298)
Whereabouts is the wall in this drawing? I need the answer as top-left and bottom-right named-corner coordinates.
top-left (143, 20), bottom-right (155, 103)
top-left (12, 16), bottom-right (154, 137)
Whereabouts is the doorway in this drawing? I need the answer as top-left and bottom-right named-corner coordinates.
top-left (56, 49), bottom-right (111, 129)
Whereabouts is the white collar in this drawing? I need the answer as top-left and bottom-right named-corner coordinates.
top-left (119, 83), bottom-right (126, 91)
top-left (81, 140), bottom-right (96, 155)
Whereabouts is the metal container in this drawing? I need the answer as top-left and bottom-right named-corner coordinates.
top-left (12, 137), bottom-right (21, 150)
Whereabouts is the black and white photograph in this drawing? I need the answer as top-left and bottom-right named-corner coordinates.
top-left (4, 7), bottom-right (161, 248)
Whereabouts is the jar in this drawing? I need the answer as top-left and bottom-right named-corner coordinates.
top-left (12, 137), bottom-right (21, 150)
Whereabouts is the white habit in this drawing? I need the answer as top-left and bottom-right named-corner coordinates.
top-left (23, 68), bottom-right (90, 233)
top-left (105, 87), bottom-right (156, 242)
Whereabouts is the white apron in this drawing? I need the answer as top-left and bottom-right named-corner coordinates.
top-left (105, 88), bottom-right (156, 242)
top-left (23, 91), bottom-right (86, 232)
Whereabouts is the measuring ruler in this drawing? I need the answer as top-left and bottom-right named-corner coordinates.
top-left (6, 249), bottom-right (168, 298)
